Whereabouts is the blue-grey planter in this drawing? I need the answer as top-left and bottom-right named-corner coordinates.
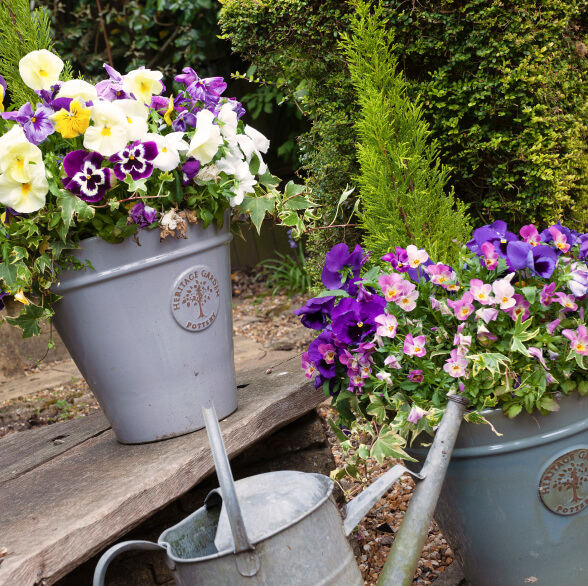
top-left (52, 219), bottom-right (237, 444)
top-left (409, 393), bottom-right (588, 585)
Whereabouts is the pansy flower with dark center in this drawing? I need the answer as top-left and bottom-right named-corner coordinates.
top-left (467, 220), bottom-right (518, 257)
top-left (129, 202), bottom-right (158, 228)
top-left (62, 150), bottom-right (111, 202)
top-left (109, 140), bottom-right (158, 181)
top-left (293, 295), bottom-right (336, 330)
top-left (321, 242), bottom-right (368, 293)
top-left (2, 102), bottom-right (55, 145)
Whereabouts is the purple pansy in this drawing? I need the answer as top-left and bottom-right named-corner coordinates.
top-left (330, 296), bottom-right (386, 345)
top-left (467, 220), bottom-right (518, 257)
top-left (175, 68), bottom-right (227, 107)
top-left (0, 290), bottom-right (9, 312)
top-left (172, 109), bottom-right (199, 132)
top-left (382, 247), bottom-right (410, 273)
top-left (181, 158), bottom-right (201, 186)
top-left (308, 330), bottom-right (337, 379)
top-left (527, 244), bottom-right (557, 279)
top-left (2, 102), bottom-right (55, 144)
top-left (109, 140), bottom-right (158, 181)
top-left (36, 83), bottom-right (71, 112)
top-left (293, 295), bottom-right (336, 330)
top-left (62, 150), bottom-right (111, 202)
top-left (321, 242), bottom-right (367, 293)
top-left (129, 202), bottom-right (158, 228)
top-left (95, 64), bottom-right (131, 101)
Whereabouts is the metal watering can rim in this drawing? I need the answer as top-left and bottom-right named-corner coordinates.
top-left (158, 470), bottom-right (334, 564)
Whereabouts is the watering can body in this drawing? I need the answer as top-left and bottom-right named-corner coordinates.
top-left (94, 470), bottom-right (363, 585)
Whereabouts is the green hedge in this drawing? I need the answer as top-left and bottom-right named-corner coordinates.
top-left (219, 0), bottom-right (588, 238)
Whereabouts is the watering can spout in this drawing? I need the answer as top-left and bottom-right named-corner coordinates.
top-left (341, 463), bottom-right (425, 536)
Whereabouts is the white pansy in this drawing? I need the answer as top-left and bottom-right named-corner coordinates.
top-left (83, 101), bottom-right (130, 157)
top-left (186, 109), bottom-right (223, 165)
top-left (56, 79), bottom-right (98, 102)
top-left (217, 153), bottom-right (256, 205)
top-left (19, 50), bottom-right (64, 91)
top-left (0, 126), bottom-right (43, 183)
top-left (236, 124), bottom-right (270, 175)
top-left (0, 165), bottom-right (48, 213)
top-left (244, 124), bottom-right (270, 154)
top-left (113, 99), bottom-right (150, 142)
top-left (143, 131), bottom-right (189, 172)
top-left (217, 102), bottom-right (239, 145)
top-left (123, 68), bottom-right (164, 104)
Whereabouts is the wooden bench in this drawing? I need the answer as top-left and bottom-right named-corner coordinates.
top-left (0, 355), bottom-right (323, 585)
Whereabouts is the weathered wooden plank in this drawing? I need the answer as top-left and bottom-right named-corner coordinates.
top-left (0, 412), bottom-right (110, 484)
top-left (0, 354), bottom-right (321, 586)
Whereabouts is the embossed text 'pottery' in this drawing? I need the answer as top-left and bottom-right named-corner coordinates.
top-left (52, 217), bottom-right (236, 444)
top-left (408, 392), bottom-right (588, 586)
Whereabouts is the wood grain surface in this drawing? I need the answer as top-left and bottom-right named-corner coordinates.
top-left (0, 354), bottom-right (322, 585)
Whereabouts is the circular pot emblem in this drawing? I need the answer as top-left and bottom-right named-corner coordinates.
top-left (171, 265), bottom-right (220, 332)
top-left (539, 448), bottom-right (588, 515)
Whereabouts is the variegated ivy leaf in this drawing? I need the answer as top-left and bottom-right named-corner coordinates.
top-left (238, 194), bottom-right (276, 234)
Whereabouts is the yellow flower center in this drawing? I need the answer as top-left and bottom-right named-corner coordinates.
top-left (127, 117), bottom-right (133, 124)
top-left (101, 126), bottom-right (112, 136)
top-left (576, 343), bottom-right (585, 352)
top-left (162, 147), bottom-right (168, 153)
top-left (502, 296), bottom-right (509, 303)
top-left (87, 175), bottom-right (91, 180)
top-left (357, 322), bottom-right (363, 327)
top-left (31, 117), bottom-right (37, 123)
top-left (130, 155), bottom-right (135, 160)
top-left (478, 293), bottom-right (485, 299)
top-left (38, 68), bottom-right (48, 77)
top-left (16, 156), bottom-right (25, 169)
top-left (21, 183), bottom-right (31, 195)
top-left (414, 347), bottom-right (421, 353)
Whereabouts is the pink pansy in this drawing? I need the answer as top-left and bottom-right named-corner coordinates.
top-left (318, 343), bottom-right (336, 364)
top-left (507, 294), bottom-right (530, 322)
top-left (395, 280), bottom-right (419, 312)
top-left (443, 348), bottom-right (469, 378)
top-left (403, 333), bottom-right (427, 357)
top-left (477, 324), bottom-right (498, 346)
top-left (445, 282), bottom-right (461, 293)
top-left (562, 325), bottom-right (588, 356)
top-left (475, 307), bottom-right (499, 324)
top-left (546, 319), bottom-right (561, 334)
top-left (481, 241), bottom-right (499, 270)
top-left (378, 273), bottom-right (404, 302)
top-left (540, 283), bottom-right (557, 306)
top-left (408, 370), bottom-right (424, 383)
top-left (406, 244), bottom-right (429, 268)
top-left (469, 279), bottom-right (493, 305)
top-left (384, 355), bottom-right (402, 369)
top-left (447, 291), bottom-right (475, 321)
top-left (374, 312), bottom-right (398, 338)
top-left (359, 363), bottom-right (372, 378)
top-left (339, 349), bottom-right (360, 371)
top-left (492, 274), bottom-right (516, 309)
top-left (347, 371), bottom-right (366, 392)
top-left (453, 325), bottom-right (472, 355)
top-left (520, 224), bottom-right (542, 246)
top-left (426, 263), bottom-right (455, 286)
top-left (376, 371), bottom-right (393, 385)
top-left (548, 226), bottom-right (571, 253)
top-left (301, 352), bottom-right (316, 379)
top-left (407, 405), bottom-right (429, 424)
top-left (555, 292), bottom-right (578, 311)
top-left (528, 347), bottom-right (549, 370)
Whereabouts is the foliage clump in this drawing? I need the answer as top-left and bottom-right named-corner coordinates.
top-left (341, 0), bottom-right (470, 264)
top-left (219, 0), bottom-right (588, 239)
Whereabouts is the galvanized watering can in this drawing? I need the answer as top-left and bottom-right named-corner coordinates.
top-left (93, 397), bottom-right (468, 586)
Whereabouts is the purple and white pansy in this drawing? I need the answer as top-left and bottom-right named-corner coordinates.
top-left (109, 140), bottom-right (158, 182)
top-left (62, 150), bottom-right (111, 202)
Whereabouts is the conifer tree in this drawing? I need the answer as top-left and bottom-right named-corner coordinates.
top-left (341, 0), bottom-right (470, 265)
top-left (0, 0), bottom-right (72, 109)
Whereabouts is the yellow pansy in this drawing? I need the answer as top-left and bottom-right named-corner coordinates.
top-left (51, 98), bottom-right (91, 139)
top-left (14, 290), bottom-right (30, 306)
top-left (164, 95), bottom-right (174, 126)
top-left (122, 68), bottom-right (164, 105)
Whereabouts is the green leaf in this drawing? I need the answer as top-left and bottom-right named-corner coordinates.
top-left (366, 396), bottom-right (387, 424)
top-left (283, 195), bottom-right (315, 211)
top-left (522, 286), bottom-right (536, 305)
top-left (371, 429), bottom-right (415, 464)
top-left (238, 194), bottom-right (276, 233)
top-left (258, 169), bottom-right (280, 188)
top-left (578, 380), bottom-right (588, 396)
top-left (328, 417), bottom-right (349, 443)
top-left (4, 304), bottom-right (45, 338)
top-left (316, 289), bottom-right (350, 298)
top-left (511, 336), bottom-right (531, 357)
top-left (56, 192), bottom-right (95, 236)
top-left (505, 403), bottom-right (523, 418)
top-left (284, 180), bottom-right (307, 199)
top-left (124, 176), bottom-right (149, 194)
top-left (0, 261), bottom-right (18, 288)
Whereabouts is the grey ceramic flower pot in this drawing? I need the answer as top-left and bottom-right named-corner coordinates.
top-left (52, 218), bottom-right (237, 444)
top-left (409, 392), bottom-right (588, 585)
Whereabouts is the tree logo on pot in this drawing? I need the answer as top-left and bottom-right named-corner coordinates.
top-left (539, 449), bottom-right (588, 515)
top-left (171, 265), bottom-right (220, 332)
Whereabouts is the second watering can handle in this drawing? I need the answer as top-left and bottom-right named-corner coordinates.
top-left (93, 540), bottom-right (166, 586)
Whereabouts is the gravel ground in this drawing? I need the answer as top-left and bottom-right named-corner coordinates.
top-left (0, 269), bottom-right (457, 585)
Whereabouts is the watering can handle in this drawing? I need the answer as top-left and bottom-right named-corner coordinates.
top-left (92, 540), bottom-right (165, 586)
top-left (202, 405), bottom-right (260, 577)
